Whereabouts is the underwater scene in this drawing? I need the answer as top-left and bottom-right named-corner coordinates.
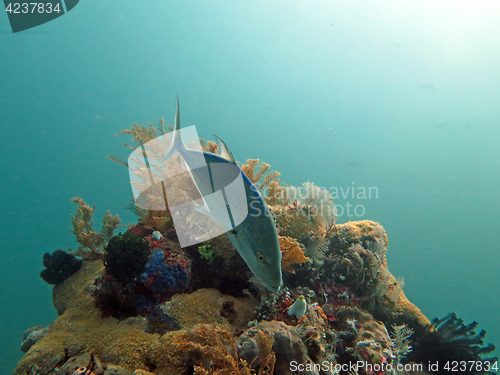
top-left (1, 1), bottom-right (499, 374)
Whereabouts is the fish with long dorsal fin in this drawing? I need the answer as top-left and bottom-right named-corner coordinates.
top-left (161, 98), bottom-right (282, 292)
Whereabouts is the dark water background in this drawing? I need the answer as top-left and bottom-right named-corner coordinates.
top-left (1, 1), bottom-right (499, 372)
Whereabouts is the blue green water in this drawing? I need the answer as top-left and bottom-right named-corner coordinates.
top-left (1, 0), bottom-right (499, 372)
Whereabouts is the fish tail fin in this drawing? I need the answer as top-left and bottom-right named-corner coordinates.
top-left (162, 96), bottom-right (185, 162)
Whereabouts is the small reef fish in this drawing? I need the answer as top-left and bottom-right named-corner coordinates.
top-left (71, 352), bottom-right (99, 375)
top-left (161, 98), bottom-right (282, 292)
top-left (72, 368), bottom-right (97, 375)
top-left (288, 295), bottom-right (307, 319)
top-left (151, 230), bottom-right (163, 240)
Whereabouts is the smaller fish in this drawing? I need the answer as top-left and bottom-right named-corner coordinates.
top-left (152, 230), bottom-right (163, 240)
top-left (72, 352), bottom-right (98, 375)
top-left (288, 295), bottom-right (307, 319)
top-left (72, 368), bottom-right (96, 375)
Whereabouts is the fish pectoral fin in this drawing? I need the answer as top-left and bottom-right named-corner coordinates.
top-left (179, 189), bottom-right (209, 214)
top-left (193, 200), bottom-right (211, 217)
top-left (181, 189), bottom-right (232, 232)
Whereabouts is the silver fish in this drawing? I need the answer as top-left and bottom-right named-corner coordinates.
top-left (162, 98), bottom-right (282, 292)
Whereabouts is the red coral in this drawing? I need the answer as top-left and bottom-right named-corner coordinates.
top-left (128, 222), bottom-right (152, 237)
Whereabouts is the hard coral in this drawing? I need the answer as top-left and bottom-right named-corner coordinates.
top-left (236, 321), bottom-right (315, 375)
top-left (20, 325), bottom-right (49, 353)
top-left (334, 307), bottom-right (394, 369)
top-left (316, 221), bottom-right (392, 303)
top-left (40, 249), bottom-right (82, 285)
top-left (172, 324), bottom-right (254, 375)
top-left (164, 288), bottom-right (254, 334)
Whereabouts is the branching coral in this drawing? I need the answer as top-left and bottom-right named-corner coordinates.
top-left (279, 236), bottom-right (310, 273)
top-left (239, 159), bottom-right (281, 192)
top-left (264, 180), bottom-right (285, 206)
top-left (107, 118), bottom-right (169, 166)
top-left (70, 197), bottom-right (121, 259)
top-left (200, 138), bottom-right (219, 153)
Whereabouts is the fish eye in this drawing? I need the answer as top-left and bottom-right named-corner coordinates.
top-left (258, 253), bottom-right (265, 262)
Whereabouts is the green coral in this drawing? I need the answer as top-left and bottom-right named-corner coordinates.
top-left (198, 244), bottom-right (216, 264)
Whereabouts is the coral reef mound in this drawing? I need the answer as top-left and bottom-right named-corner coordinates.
top-left (15, 138), bottom-right (497, 375)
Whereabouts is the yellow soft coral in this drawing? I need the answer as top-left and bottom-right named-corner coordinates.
top-left (70, 197), bottom-right (121, 258)
top-left (200, 138), bottom-right (219, 153)
top-left (107, 118), bottom-right (169, 166)
top-left (279, 236), bottom-right (310, 273)
top-left (240, 159), bottom-right (280, 192)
